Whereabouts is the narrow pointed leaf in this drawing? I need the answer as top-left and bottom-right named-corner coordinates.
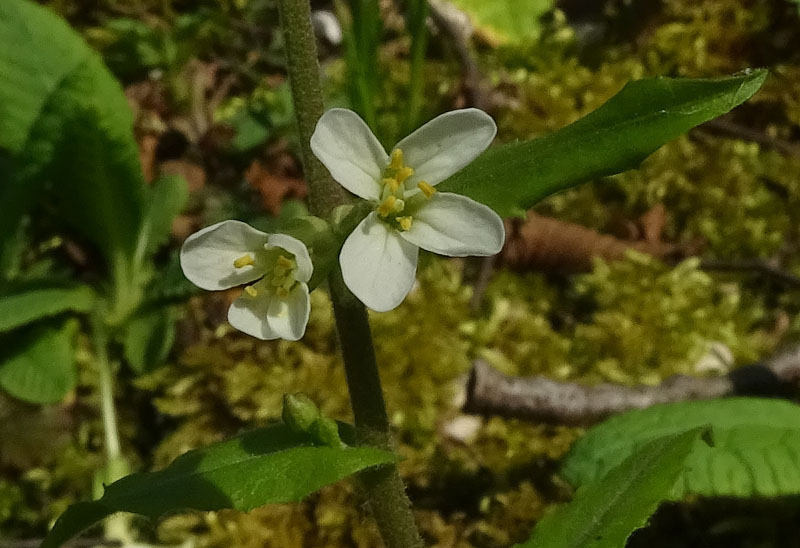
top-left (439, 70), bottom-right (767, 216)
top-left (42, 424), bottom-right (395, 548)
top-left (516, 428), bottom-right (706, 548)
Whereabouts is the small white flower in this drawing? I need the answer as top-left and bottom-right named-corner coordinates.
top-left (180, 220), bottom-right (313, 341)
top-left (310, 108), bottom-right (505, 311)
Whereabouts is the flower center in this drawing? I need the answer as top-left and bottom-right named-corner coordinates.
top-left (233, 252), bottom-right (299, 298)
top-left (376, 149), bottom-right (436, 231)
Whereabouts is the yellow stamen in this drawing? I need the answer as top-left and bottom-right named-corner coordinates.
top-left (397, 216), bottom-right (413, 231)
top-left (418, 181), bottom-right (436, 199)
top-left (244, 285), bottom-right (259, 297)
top-left (383, 177), bottom-right (399, 193)
top-left (395, 166), bottom-right (414, 183)
top-left (233, 254), bottom-right (255, 268)
top-left (277, 255), bottom-right (294, 269)
top-left (389, 149), bottom-right (404, 170)
top-left (377, 195), bottom-right (397, 217)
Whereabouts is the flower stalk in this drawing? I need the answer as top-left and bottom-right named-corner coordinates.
top-left (275, 1), bottom-right (423, 547)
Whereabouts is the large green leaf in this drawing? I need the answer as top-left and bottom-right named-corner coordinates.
top-left (562, 398), bottom-right (800, 498)
top-left (42, 424), bottom-right (395, 548)
top-left (0, 0), bottom-right (146, 271)
top-left (438, 70), bottom-right (767, 217)
top-left (0, 321), bottom-right (76, 404)
top-left (516, 428), bottom-right (705, 548)
top-left (0, 282), bottom-right (95, 332)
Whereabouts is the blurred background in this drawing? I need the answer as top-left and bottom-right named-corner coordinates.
top-left (3, 0), bottom-right (800, 546)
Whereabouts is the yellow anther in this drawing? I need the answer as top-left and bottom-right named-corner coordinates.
top-left (397, 216), bottom-right (413, 231)
top-left (383, 177), bottom-right (399, 193)
top-left (377, 195), bottom-right (397, 217)
top-left (233, 254), bottom-right (255, 268)
top-left (244, 285), bottom-right (259, 297)
top-left (418, 181), bottom-right (436, 199)
top-left (395, 166), bottom-right (414, 184)
top-left (393, 198), bottom-right (405, 212)
top-left (389, 149), bottom-right (404, 170)
top-left (277, 255), bottom-right (294, 269)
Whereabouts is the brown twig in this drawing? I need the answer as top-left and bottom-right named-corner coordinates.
top-left (427, 0), bottom-right (489, 110)
top-left (464, 348), bottom-right (800, 425)
top-left (699, 258), bottom-right (800, 289)
top-left (699, 117), bottom-right (800, 158)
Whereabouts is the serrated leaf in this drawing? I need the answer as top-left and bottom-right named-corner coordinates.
top-left (438, 70), bottom-right (767, 217)
top-left (517, 428), bottom-right (705, 548)
top-left (0, 321), bottom-right (76, 404)
top-left (42, 424), bottom-right (395, 548)
top-left (123, 306), bottom-right (177, 374)
top-left (562, 398), bottom-right (800, 498)
top-left (0, 282), bottom-right (95, 332)
top-left (0, 0), bottom-right (146, 270)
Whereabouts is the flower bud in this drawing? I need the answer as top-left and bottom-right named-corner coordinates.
top-left (282, 393), bottom-right (320, 433)
top-left (310, 416), bottom-right (343, 447)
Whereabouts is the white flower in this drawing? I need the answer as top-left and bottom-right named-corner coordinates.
top-left (310, 108), bottom-right (505, 311)
top-left (180, 220), bottom-right (313, 341)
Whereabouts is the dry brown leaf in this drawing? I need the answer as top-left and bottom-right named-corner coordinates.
top-left (501, 209), bottom-right (678, 273)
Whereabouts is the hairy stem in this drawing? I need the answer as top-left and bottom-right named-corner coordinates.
top-left (276, 1), bottom-right (423, 547)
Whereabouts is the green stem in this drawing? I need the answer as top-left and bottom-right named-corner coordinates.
top-left (405, 0), bottom-right (429, 134)
top-left (276, 2), bottom-right (423, 547)
top-left (93, 322), bottom-right (121, 461)
top-left (92, 319), bottom-right (132, 542)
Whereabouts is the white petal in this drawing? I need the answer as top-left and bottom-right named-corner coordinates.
top-left (394, 109), bottom-right (496, 186)
top-left (266, 283), bottom-right (310, 341)
top-left (227, 291), bottom-right (278, 340)
top-left (310, 108), bottom-right (387, 201)
top-left (340, 212), bottom-right (419, 312)
top-left (400, 193), bottom-right (505, 257)
top-left (180, 220), bottom-right (270, 291)
top-left (268, 233), bottom-right (313, 283)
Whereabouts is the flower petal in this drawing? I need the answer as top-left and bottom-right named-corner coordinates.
top-left (180, 220), bottom-right (270, 291)
top-left (340, 212), bottom-right (419, 312)
top-left (400, 192), bottom-right (505, 257)
top-left (394, 108), bottom-right (496, 186)
top-left (266, 283), bottom-right (310, 341)
top-left (227, 291), bottom-right (278, 340)
top-left (268, 233), bottom-right (313, 283)
top-left (310, 108), bottom-right (387, 200)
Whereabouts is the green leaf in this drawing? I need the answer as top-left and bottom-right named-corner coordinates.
top-left (0, 321), bottom-right (76, 404)
top-left (42, 424), bottom-right (395, 548)
top-left (562, 398), bottom-right (800, 498)
top-left (138, 174), bottom-right (189, 257)
top-left (439, 70), bottom-right (767, 217)
top-left (448, 0), bottom-right (553, 45)
top-left (122, 306), bottom-right (177, 374)
top-left (0, 0), bottom-right (146, 270)
top-left (516, 428), bottom-right (705, 548)
top-left (0, 282), bottom-right (95, 332)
